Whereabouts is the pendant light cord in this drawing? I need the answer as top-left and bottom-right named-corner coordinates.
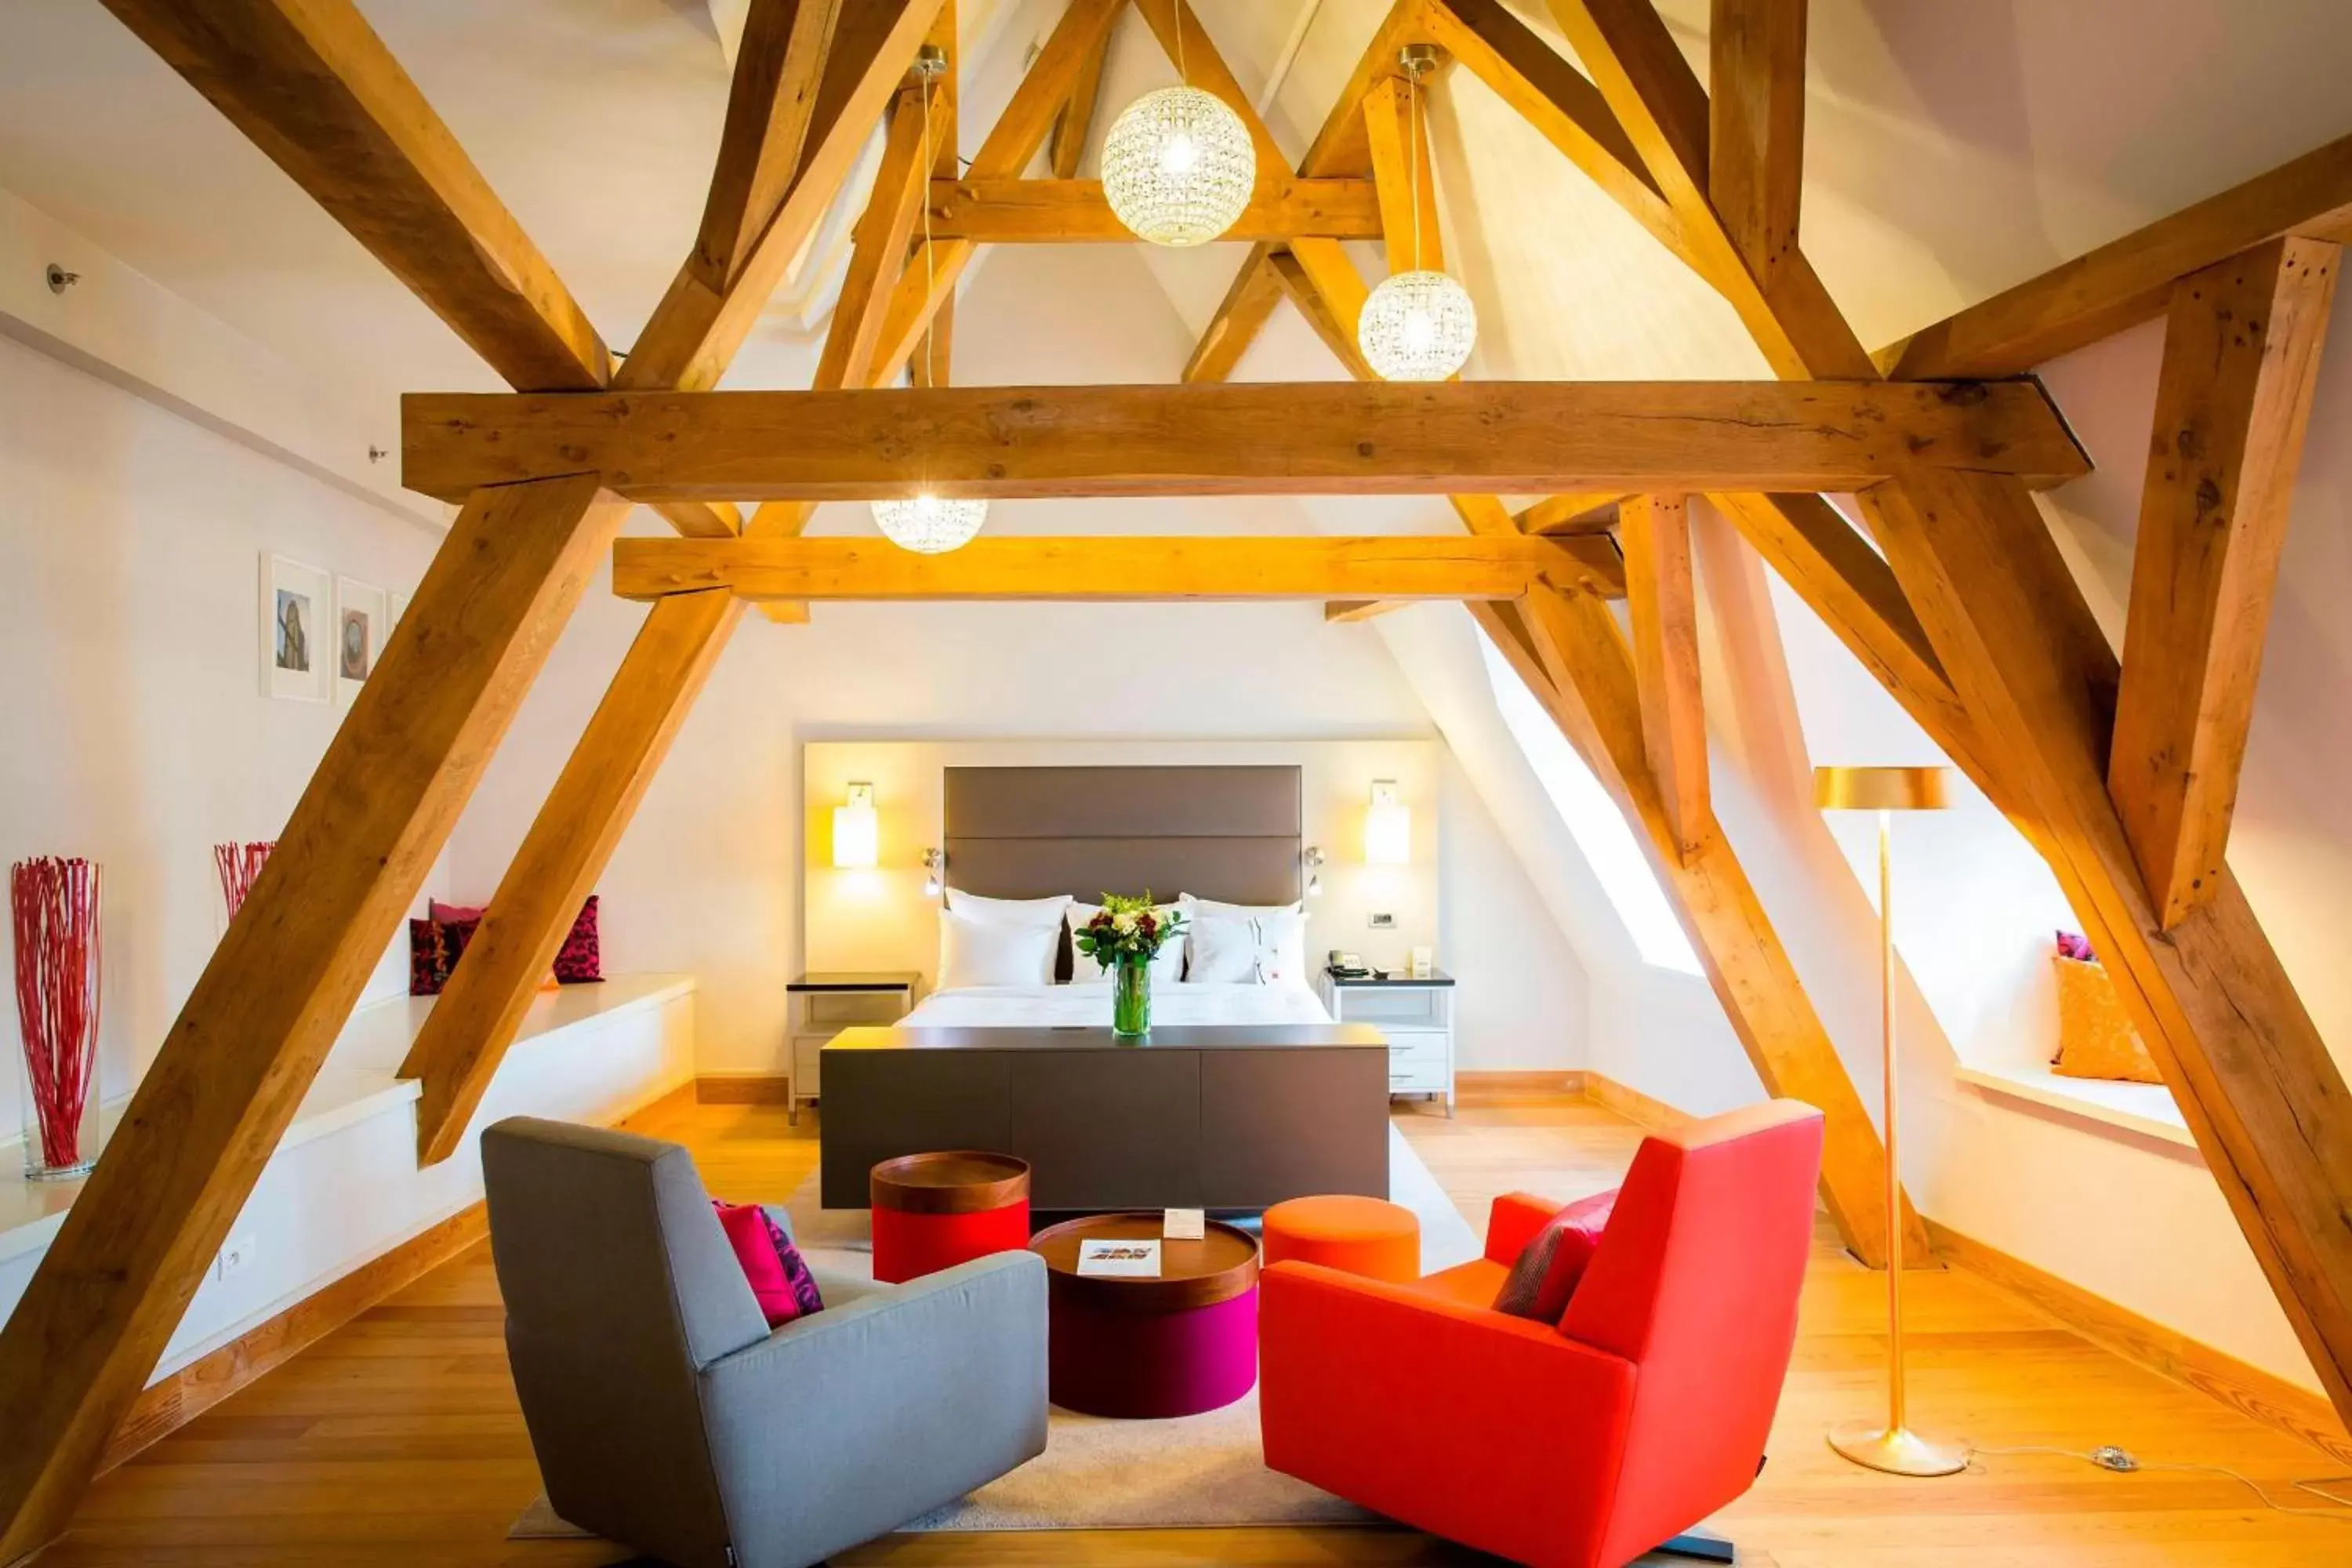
top-left (1408, 72), bottom-right (1422, 273)
top-left (920, 80), bottom-right (938, 392)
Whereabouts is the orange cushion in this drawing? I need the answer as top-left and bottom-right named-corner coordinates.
top-left (1406, 1258), bottom-right (1509, 1312)
top-left (1264, 1195), bottom-right (1422, 1284)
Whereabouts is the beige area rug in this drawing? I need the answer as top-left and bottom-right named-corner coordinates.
top-left (514, 1125), bottom-right (1479, 1537)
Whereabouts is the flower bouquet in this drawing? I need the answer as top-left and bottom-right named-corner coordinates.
top-left (1074, 892), bottom-right (1186, 1037)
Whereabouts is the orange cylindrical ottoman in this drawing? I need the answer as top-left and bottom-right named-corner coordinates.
top-left (1261, 1195), bottom-right (1420, 1283)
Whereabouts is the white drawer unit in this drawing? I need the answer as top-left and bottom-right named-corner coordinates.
top-left (1319, 968), bottom-right (1456, 1116)
top-left (786, 972), bottom-right (918, 1124)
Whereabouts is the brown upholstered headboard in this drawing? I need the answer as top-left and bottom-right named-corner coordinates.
top-left (943, 765), bottom-right (1302, 906)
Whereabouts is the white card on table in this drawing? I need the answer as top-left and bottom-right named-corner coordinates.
top-left (1076, 1239), bottom-right (1162, 1277)
top-left (1163, 1207), bottom-right (1207, 1240)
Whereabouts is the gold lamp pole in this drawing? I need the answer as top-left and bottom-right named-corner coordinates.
top-left (1815, 764), bottom-right (1963, 1478)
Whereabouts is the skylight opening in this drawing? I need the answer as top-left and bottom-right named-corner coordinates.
top-left (1476, 633), bottom-right (1704, 975)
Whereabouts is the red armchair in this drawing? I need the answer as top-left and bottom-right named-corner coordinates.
top-left (1260, 1101), bottom-right (1825, 1568)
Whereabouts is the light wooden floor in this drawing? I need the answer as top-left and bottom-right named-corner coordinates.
top-left (39, 1092), bottom-right (2352, 1566)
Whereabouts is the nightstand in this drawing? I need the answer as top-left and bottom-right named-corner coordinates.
top-left (1318, 967), bottom-right (1456, 1116)
top-left (787, 972), bottom-right (919, 1125)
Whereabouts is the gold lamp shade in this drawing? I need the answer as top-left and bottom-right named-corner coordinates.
top-left (1813, 765), bottom-right (1948, 813)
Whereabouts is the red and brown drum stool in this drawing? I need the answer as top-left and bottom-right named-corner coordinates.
top-left (869, 1151), bottom-right (1032, 1284)
top-left (1261, 1194), bottom-right (1421, 1283)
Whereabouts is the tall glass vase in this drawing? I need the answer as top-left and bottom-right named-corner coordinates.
top-left (13, 857), bottom-right (103, 1180)
top-left (1112, 953), bottom-right (1152, 1038)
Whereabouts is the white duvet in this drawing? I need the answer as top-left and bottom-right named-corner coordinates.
top-left (904, 980), bottom-right (1332, 1029)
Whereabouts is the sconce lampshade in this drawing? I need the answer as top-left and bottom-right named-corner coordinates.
top-left (833, 782), bottom-right (879, 869)
top-left (1813, 766), bottom-right (1949, 813)
top-left (1365, 781), bottom-right (1411, 866)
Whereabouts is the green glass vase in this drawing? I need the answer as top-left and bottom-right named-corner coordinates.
top-left (1112, 953), bottom-right (1152, 1037)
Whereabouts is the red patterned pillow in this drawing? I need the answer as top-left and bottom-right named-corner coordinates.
top-left (430, 899), bottom-right (485, 923)
top-left (408, 916), bottom-right (479, 996)
top-left (554, 895), bottom-right (601, 984)
top-left (1493, 1188), bottom-right (1618, 1323)
top-left (713, 1200), bottom-right (825, 1328)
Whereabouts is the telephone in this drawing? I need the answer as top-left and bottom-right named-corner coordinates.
top-left (1327, 949), bottom-right (1370, 979)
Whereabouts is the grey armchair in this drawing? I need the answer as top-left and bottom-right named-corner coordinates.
top-left (481, 1116), bottom-right (1047, 1568)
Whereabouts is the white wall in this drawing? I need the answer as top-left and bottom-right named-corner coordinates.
top-left (0, 326), bottom-right (442, 1148)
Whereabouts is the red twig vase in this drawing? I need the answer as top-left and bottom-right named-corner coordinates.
top-left (12, 858), bottom-right (103, 1179)
top-left (212, 840), bottom-right (274, 924)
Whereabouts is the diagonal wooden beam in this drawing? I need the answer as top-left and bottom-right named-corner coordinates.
top-left (622, 0), bottom-right (946, 392)
top-left (1519, 492), bottom-right (1628, 533)
top-left (1857, 466), bottom-right (2352, 1428)
top-left (815, 83), bottom-right (935, 392)
top-left (1881, 132), bottom-right (2352, 379)
top-left (403, 379), bottom-right (2094, 504)
top-left (0, 476), bottom-right (627, 1562)
top-left (693, 0), bottom-right (850, 297)
top-left (1708, 0), bottom-right (1806, 289)
top-left (1622, 494), bottom-right (1710, 855)
top-left (1481, 586), bottom-right (1927, 1269)
top-left (400, 590), bottom-right (745, 1163)
top-left (1051, 1), bottom-right (1120, 179)
top-left (2108, 238), bottom-right (2339, 927)
top-left (1269, 248), bottom-right (1377, 380)
top-left (1363, 75), bottom-right (1440, 276)
top-left (617, 534), bottom-right (1577, 602)
top-left (1543, 0), bottom-right (1871, 378)
top-left (1185, 249), bottom-right (1287, 382)
top-left (89, 0), bottom-right (611, 392)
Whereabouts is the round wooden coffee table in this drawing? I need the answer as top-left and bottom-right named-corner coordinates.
top-left (1029, 1213), bottom-right (1261, 1418)
top-left (869, 1151), bottom-right (1031, 1284)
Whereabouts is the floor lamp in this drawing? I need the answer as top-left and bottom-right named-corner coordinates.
top-left (1814, 764), bottom-right (1963, 1479)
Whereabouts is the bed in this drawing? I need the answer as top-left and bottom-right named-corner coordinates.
top-left (817, 765), bottom-right (1393, 1212)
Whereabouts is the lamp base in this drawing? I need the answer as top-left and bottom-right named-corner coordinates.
top-left (1828, 1421), bottom-right (1968, 1477)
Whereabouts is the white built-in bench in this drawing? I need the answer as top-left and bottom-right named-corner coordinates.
top-left (0, 973), bottom-right (695, 1385)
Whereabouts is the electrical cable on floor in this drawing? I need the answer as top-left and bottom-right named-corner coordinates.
top-left (1965, 1443), bottom-right (2352, 1522)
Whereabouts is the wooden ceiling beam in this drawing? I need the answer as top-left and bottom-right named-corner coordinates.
top-left (1622, 494), bottom-right (1710, 855)
top-left (924, 176), bottom-right (1384, 241)
top-left (0, 476), bottom-right (629, 1563)
top-left (1185, 250), bottom-right (1287, 382)
top-left (1269, 248), bottom-right (1377, 380)
top-left (1708, 0), bottom-right (1807, 290)
top-left (1363, 76), bottom-right (1440, 276)
top-left (615, 534), bottom-right (1576, 603)
top-left (691, 0), bottom-right (850, 297)
top-left (2109, 238), bottom-right (2339, 927)
top-left (1050, 0), bottom-right (1119, 178)
top-left (1483, 587), bottom-right (1927, 1269)
top-left (89, 0), bottom-right (612, 392)
top-left (815, 83), bottom-right (935, 393)
top-left (1543, 0), bottom-right (1872, 379)
top-left (1857, 466), bottom-right (2352, 1431)
top-left (622, 0), bottom-right (947, 393)
top-left (402, 378), bottom-right (2092, 503)
top-left (1519, 492), bottom-right (1628, 534)
top-left (1880, 132), bottom-right (2352, 379)
top-left (399, 589), bottom-right (744, 1163)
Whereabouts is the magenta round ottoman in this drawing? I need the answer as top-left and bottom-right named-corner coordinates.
top-left (1029, 1213), bottom-right (1261, 1418)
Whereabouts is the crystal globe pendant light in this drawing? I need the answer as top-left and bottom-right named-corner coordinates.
top-left (1358, 49), bottom-right (1477, 382)
top-left (1101, 16), bottom-right (1254, 245)
top-left (873, 49), bottom-right (986, 555)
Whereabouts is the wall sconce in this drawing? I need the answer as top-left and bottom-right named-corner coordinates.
top-left (1302, 846), bottom-right (1326, 898)
top-left (1364, 780), bottom-right (1411, 866)
top-left (921, 848), bottom-right (946, 898)
top-left (833, 782), bottom-right (879, 869)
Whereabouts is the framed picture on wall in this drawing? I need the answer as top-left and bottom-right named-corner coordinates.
top-left (261, 553), bottom-right (331, 702)
top-left (334, 576), bottom-right (387, 704)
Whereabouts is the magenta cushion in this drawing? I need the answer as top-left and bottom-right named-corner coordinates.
top-left (1493, 1188), bottom-right (1618, 1324)
top-left (553, 895), bottom-right (601, 984)
top-left (713, 1201), bottom-right (824, 1328)
top-left (2056, 929), bottom-right (2096, 963)
top-left (408, 916), bottom-right (478, 996)
top-left (430, 899), bottom-right (485, 924)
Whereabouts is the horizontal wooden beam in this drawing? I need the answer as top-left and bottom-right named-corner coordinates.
top-left (924, 177), bottom-right (1383, 241)
top-left (1881, 132), bottom-right (2352, 379)
top-left (404, 379), bottom-right (2091, 503)
top-left (612, 535), bottom-right (1579, 603)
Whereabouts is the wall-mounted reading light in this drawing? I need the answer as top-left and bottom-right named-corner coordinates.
top-left (921, 848), bottom-right (946, 898)
top-left (1302, 845), bottom-right (1326, 898)
top-left (1364, 780), bottom-right (1411, 866)
top-left (833, 782), bottom-right (879, 869)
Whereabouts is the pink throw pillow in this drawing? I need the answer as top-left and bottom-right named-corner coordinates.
top-left (1492, 1188), bottom-right (1618, 1324)
top-left (712, 1201), bottom-right (825, 1328)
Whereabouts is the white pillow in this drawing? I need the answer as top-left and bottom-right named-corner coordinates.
top-left (1180, 895), bottom-right (1307, 987)
top-left (1185, 913), bottom-right (1264, 984)
top-left (937, 908), bottom-right (1058, 989)
top-left (1065, 902), bottom-right (1185, 985)
top-left (944, 887), bottom-right (1071, 928)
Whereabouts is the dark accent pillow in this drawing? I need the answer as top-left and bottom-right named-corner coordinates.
top-left (1494, 1189), bottom-right (1619, 1323)
top-left (408, 916), bottom-right (479, 996)
top-left (713, 1200), bottom-right (824, 1328)
top-left (2056, 930), bottom-right (2096, 964)
top-left (554, 895), bottom-right (601, 984)
top-left (430, 899), bottom-right (485, 923)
